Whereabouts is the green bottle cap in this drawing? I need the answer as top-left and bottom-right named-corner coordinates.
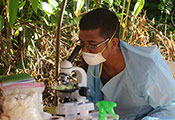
top-left (96, 101), bottom-right (119, 120)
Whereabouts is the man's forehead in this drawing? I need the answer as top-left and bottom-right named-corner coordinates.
top-left (80, 29), bottom-right (100, 35)
top-left (79, 38), bottom-right (96, 43)
top-left (79, 29), bottom-right (104, 41)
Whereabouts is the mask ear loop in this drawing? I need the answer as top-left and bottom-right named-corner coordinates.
top-left (88, 30), bottom-right (117, 78)
top-left (99, 30), bottom-right (117, 54)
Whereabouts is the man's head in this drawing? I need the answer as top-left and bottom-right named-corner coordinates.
top-left (79, 8), bottom-right (120, 40)
top-left (79, 8), bottom-right (122, 66)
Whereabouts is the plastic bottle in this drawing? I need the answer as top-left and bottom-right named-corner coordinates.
top-left (96, 101), bottom-right (119, 120)
top-left (76, 97), bottom-right (93, 120)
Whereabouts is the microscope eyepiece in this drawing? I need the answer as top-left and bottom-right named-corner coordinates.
top-left (67, 45), bottom-right (81, 63)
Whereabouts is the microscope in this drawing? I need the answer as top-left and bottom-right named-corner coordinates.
top-left (52, 45), bottom-right (94, 119)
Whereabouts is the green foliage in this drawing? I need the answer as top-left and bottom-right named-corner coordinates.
top-left (100, 0), bottom-right (122, 11)
top-left (29, 0), bottom-right (39, 14)
top-left (0, 0), bottom-right (174, 74)
top-left (0, 0), bottom-right (3, 6)
top-left (133, 0), bottom-right (144, 17)
top-left (0, 15), bottom-right (4, 32)
top-left (102, 0), bottom-right (114, 7)
top-left (40, 1), bottom-right (54, 15)
top-left (39, 0), bottom-right (61, 26)
top-left (158, 0), bottom-right (173, 15)
top-left (74, 0), bottom-right (85, 16)
top-left (157, 0), bottom-right (174, 35)
top-left (0, 0), bottom-right (145, 75)
top-left (0, 0), bottom-right (175, 107)
top-left (8, 0), bottom-right (19, 28)
top-left (18, 1), bottom-right (26, 10)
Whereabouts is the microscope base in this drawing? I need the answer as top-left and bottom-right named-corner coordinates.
top-left (56, 102), bottom-right (94, 117)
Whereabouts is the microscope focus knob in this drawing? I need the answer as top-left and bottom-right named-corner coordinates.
top-left (79, 87), bottom-right (91, 97)
top-left (64, 96), bottom-right (72, 103)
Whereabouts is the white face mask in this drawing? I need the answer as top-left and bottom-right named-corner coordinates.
top-left (81, 30), bottom-right (117, 66)
top-left (82, 52), bottom-right (106, 66)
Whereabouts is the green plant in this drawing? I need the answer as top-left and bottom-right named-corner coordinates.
top-left (158, 0), bottom-right (173, 36)
top-left (0, 0), bottom-right (174, 107)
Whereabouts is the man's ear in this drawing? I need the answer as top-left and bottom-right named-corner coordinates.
top-left (111, 38), bottom-right (119, 48)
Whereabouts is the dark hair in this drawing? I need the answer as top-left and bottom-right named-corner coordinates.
top-left (79, 8), bottom-right (120, 39)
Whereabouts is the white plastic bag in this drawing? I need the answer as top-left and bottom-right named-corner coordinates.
top-left (1, 82), bottom-right (45, 120)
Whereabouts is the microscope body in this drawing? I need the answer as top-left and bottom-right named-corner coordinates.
top-left (52, 46), bottom-right (94, 118)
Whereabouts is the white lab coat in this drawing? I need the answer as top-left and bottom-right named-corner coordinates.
top-left (86, 40), bottom-right (175, 120)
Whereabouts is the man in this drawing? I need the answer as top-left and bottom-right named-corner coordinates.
top-left (79, 8), bottom-right (175, 120)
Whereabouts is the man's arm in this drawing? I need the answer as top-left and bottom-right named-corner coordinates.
top-left (141, 75), bottom-right (175, 120)
top-left (142, 104), bottom-right (175, 120)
